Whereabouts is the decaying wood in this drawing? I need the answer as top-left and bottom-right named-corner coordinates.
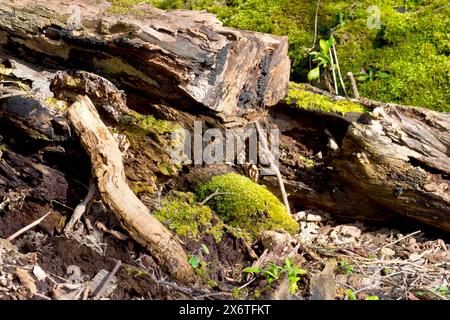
top-left (0, 0), bottom-right (290, 118)
top-left (64, 182), bottom-right (96, 234)
top-left (253, 120), bottom-right (291, 215)
top-left (264, 102), bottom-right (450, 232)
top-left (66, 95), bottom-right (195, 284)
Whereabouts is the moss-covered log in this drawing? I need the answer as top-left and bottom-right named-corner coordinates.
top-left (0, 0), bottom-right (290, 118)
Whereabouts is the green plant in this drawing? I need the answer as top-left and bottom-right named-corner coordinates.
top-left (346, 289), bottom-right (357, 300)
top-left (242, 258), bottom-right (307, 294)
top-left (337, 261), bottom-right (355, 274)
top-left (355, 67), bottom-right (389, 82)
top-left (283, 257), bottom-right (307, 294)
top-left (346, 289), bottom-right (380, 300)
top-left (188, 255), bottom-right (200, 269)
top-left (308, 37), bottom-right (334, 81)
top-left (434, 285), bottom-right (450, 298)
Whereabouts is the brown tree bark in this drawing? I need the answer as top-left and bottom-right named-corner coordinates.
top-left (0, 0), bottom-right (290, 118)
top-left (263, 101), bottom-right (450, 232)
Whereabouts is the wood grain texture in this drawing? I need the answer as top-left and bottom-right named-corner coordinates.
top-left (67, 95), bottom-right (195, 284)
top-left (0, 0), bottom-right (290, 117)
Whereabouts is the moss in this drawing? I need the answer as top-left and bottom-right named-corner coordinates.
top-left (298, 155), bottom-right (315, 169)
top-left (286, 82), bottom-right (367, 115)
top-left (145, 0), bottom-right (449, 111)
top-left (197, 173), bottom-right (299, 239)
top-left (108, 0), bottom-right (154, 15)
top-left (121, 113), bottom-right (184, 177)
top-left (154, 191), bottom-right (224, 242)
top-left (44, 97), bottom-right (68, 112)
top-left (130, 181), bottom-right (155, 194)
top-left (124, 113), bottom-right (180, 137)
top-left (331, 0), bottom-right (450, 112)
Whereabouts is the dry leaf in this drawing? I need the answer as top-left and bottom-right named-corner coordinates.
top-left (33, 265), bottom-right (47, 281)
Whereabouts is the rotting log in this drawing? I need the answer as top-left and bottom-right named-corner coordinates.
top-left (0, 0), bottom-right (290, 118)
top-left (262, 102), bottom-right (450, 232)
top-left (66, 95), bottom-right (195, 284)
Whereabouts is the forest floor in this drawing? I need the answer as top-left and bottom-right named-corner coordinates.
top-left (1, 206), bottom-right (449, 300)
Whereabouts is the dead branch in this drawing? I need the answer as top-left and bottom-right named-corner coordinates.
top-left (64, 181), bottom-right (96, 233)
top-left (66, 95), bottom-right (195, 284)
top-left (6, 210), bottom-right (52, 241)
top-left (254, 120), bottom-right (291, 215)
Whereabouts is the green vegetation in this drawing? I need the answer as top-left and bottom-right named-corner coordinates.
top-left (286, 83), bottom-right (367, 114)
top-left (346, 289), bottom-right (380, 300)
top-left (154, 191), bottom-right (224, 242)
top-left (123, 113), bottom-right (180, 137)
top-left (119, 0), bottom-right (449, 112)
top-left (243, 258), bottom-right (307, 294)
top-left (43, 97), bottom-right (68, 112)
top-left (337, 260), bottom-right (355, 274)
top-left (308, 37), bottom-right (335, 81)
top-left (197, 173), bottom-right (299, 239)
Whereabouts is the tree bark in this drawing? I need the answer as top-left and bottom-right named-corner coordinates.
top-left (0, 0), bottom-right (290, 118)
top-left (264, 102), bottom-right (450, 232)
top-left (66, 95), bottom-right (195, 284)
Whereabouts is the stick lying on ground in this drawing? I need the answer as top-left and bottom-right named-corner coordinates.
top-left (6, 210), bottom-right (52, 241)
top-left (66, 95), bottom-right (195, 284)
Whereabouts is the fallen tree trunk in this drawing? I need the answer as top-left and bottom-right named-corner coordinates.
top-left (66, 95), bottom-right (195, 284)
top-left (0, 0), bottom-right (290, 118)
top-left (263, 101), bottom-right (450, 232)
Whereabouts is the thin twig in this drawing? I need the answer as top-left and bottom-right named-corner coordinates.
top-left (332, 44), bottom-right (347, 96)
top-left (328, 48), bottom-right (339, 95)
top-left (253, 121), bottom-right (291, 215)
top-left (64, 181), bottom-right (96, 233)
top-left (34, 293), bottom-right (52, 300)
top-left (380, 230), bottom-right (421, 250)
top-left (6, 210), bottom-right (52, 241)
top-left (93, 260), bottom-right (122, 300)
top-left (200, 188), bottom-right (234, 206)
top-left (347, 72), bottom-right (360, 99)
top-left (307, 0), bottom-right (321, 52)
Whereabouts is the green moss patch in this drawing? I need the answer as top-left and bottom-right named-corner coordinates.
top-left (286, 83), bottom-right (367, 114)
top-left (197, 173), bottom-right (299, 239)
top-left (143, 0), bottom-right (449, 111)
top-left (154, 191), bottom-right (224, 242)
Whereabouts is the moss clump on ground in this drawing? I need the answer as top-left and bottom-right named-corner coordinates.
top-left (197, 173), bottom-right (299, 238)
top-left (286, 83), bottom-right (367, 115)
top-left (154, 191), bottom-right (224, 242)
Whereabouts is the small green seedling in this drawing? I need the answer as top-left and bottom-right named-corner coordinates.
top-left (188, 256), bottom-right (200, 269)
top-left (308, 37), bottom-right (335, 81)
top-left (242, 258), bottom-right (307, 294)
top-left (337, 261), bottom-right (355, 274)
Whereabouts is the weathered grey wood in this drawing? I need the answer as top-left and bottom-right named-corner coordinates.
top-left (264, 102), bottom-right (450, 232)
top-left (0, 0), bottom-right (290, 118)
top-left (67, 95), bottom-right (195, 284)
